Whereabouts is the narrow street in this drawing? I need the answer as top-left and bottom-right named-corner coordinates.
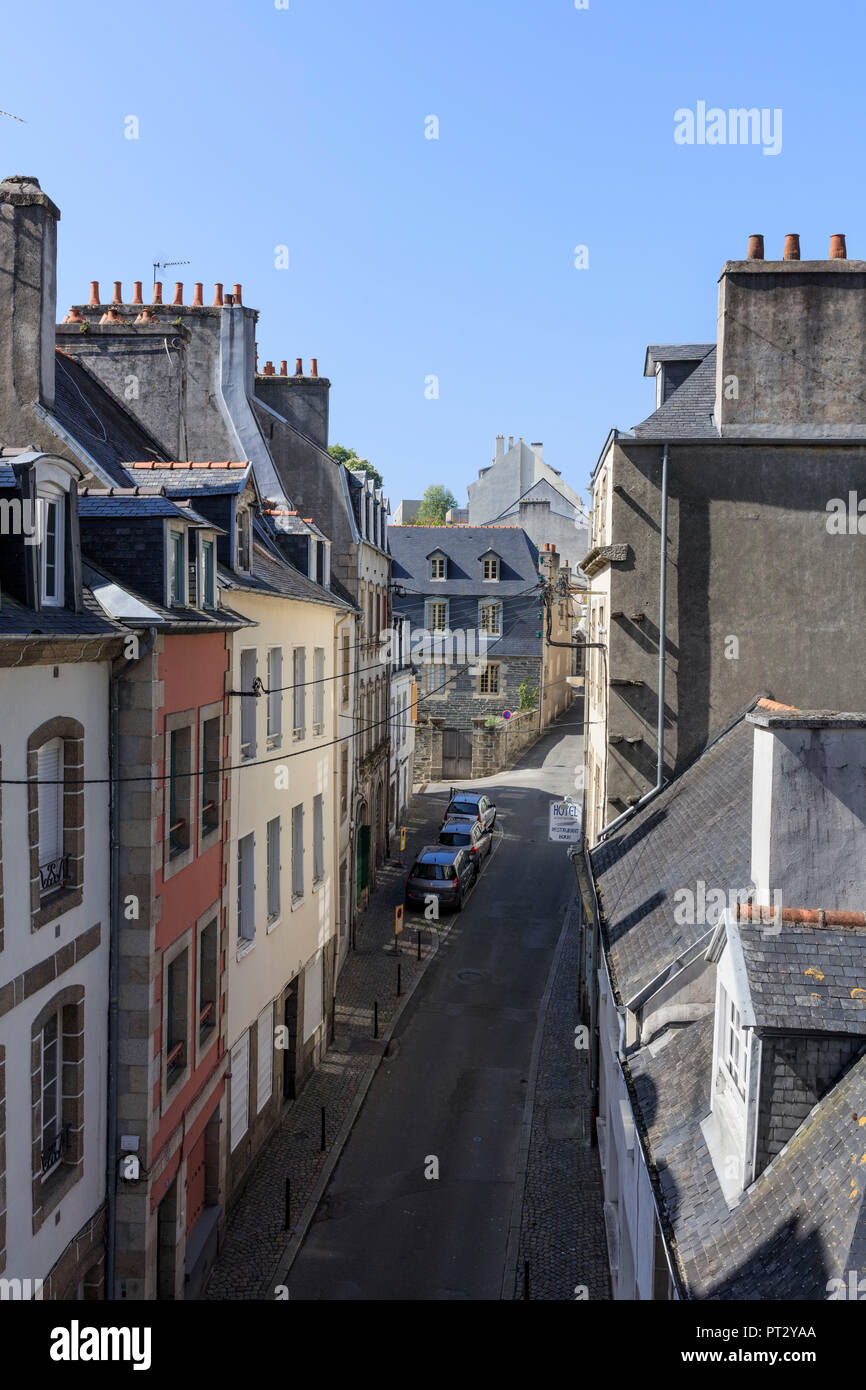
top-left (285, 713), bottom-right (596, 1300)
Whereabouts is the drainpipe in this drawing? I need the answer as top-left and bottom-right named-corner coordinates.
top-left (106, 626), bottom-right (156, 1301)
top-left (596, 442), bottom-right (669, 842)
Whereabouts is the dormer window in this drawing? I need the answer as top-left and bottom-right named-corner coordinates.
top-left (169, 528), bottom-right (186, 606)
top-left (237, 508), bottom-right (251, 571)
top-left (482, 555), bottom-right (500, 582)
top-left (721, 986), bottom-right (748, 1100)
top-left (39, 486), bottom-right (64, 607)
top-left (200, 537), bottom-right (216, 608)
top-left (429, 555), bottom-right (446, 581)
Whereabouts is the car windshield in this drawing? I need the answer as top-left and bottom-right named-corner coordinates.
top-left (449, 801), bottom-right (477, 817)
top-left (411, 861), bottom-right (455, 880)
top-left (440, 832), bottom-right (471, 846)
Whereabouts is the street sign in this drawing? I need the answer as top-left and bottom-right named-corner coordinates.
top-left (502, 709), bottom-right (513, 721)
top-left (394, 904), bottom-right (404, 935)
top-left (548, 799), bottom-right (582, 843)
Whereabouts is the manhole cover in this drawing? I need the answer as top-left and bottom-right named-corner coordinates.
top-left (455, 969), bottom-right (486, 984)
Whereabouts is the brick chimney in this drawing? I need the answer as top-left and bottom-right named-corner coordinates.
top-left (254, 358), bottom-right (331, 450)
top-left (0, 175), bottom-right (60, 420)
top-left (748, 704), bottom-right (866, 911)
top-left (717, 233), bottom-right (866, 437)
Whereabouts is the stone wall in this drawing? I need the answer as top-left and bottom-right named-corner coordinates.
top-left (471, 709), bottom-right (539, 778)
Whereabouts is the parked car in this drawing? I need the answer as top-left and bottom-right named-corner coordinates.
top-left (405, 844), bottom-right (478, 912)
top-left (443, 789), bottom-right (496, 832)
top-left (438, 815), bottom-right (492, 861)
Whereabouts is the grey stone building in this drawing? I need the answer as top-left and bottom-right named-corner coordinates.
top-left (389, 524), bottom-right (574, 777)
top-left (466, 435), bottom-right (589, 573)
top-left (583, 235), bottom-right (866, 843)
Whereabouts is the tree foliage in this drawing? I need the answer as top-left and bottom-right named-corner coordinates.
top-left (415, 484), bottom-right (458, 526)
top-left (328, 444), bottom-right (383, 491)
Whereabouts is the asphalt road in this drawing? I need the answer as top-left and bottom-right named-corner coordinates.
top-left (287, 715), bottom-right (584, 1300)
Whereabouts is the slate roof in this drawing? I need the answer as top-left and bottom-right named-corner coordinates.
top-left (216, 522), bottom-right (350, 610)
top-left (632, 348), bottom-right (719, 439)
top-left (630, 1021), bottom-right (866, 1299)
top-left (0, 586), bottom-right (129, 639)
top-left (592, 696), bottom-right (866, 1299)
top-left (591, 704), bottom-right (755, 1005)
top-left (739, 922), bottom-right (866, 1035)
top-left (123, 461), bottom-right (252, 496)
top-left (81, 558), bottom-right (250, 630)
top-left (644, 343), bottom-right (715, 372)
top-left (51, 351), bottom-right (168, 485)
top-left (78, 493), bottom-right (191, 520)
top-left (389, 525), bottom-right (540, 594)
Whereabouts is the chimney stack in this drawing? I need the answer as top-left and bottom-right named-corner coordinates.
top-left (263, 360), bottom-right (275, 376)
top-left (0, 176), bottom-right (61, 416)
top-left (747, 234), bottom-right (764, 260)
top-left (495, 434), bottom-right (505, 459)
top-left (508, 435), bottom-right (514, 450)
top-left (783, 233), bottom-right (800, 261)
top-left (224, 293), bottom-right (234, 306)
top-left (829, 233), bottom-right (847, 259)
top-left (531, 441), bottom-right (543, 462)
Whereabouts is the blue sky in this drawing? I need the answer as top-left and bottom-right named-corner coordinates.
top-left (3, 0), bottom-right (864, 509)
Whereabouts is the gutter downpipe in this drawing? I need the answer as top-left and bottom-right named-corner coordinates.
top-left (596, 442), bottom-right (669, 843)
top-left (107, 626), bottom-right (156, 1300)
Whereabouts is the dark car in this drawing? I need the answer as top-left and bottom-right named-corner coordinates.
top-left (443, 790), bottom-right (496, 832)
top-left (438, 815), bottom-right (492, 862)
top-left (405, 844), bottom-right (478, 912)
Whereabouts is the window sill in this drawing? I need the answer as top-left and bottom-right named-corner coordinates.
top-left (312, 877), bottom-right (324, 892)
top-left (267, 736), bottom-right (282, 751)
top-left (32, 884), bottom-right (83, 931)
top-left (313, 724), bottom-right (324, 737)
top-left (292, 732), bottom-right (305, 743)
top-left (291, 895), bottom-right (305, 912)
top-left (236, 937), bottom-right (256, 961)
top-left (266, 914), bottom-right (281, 934)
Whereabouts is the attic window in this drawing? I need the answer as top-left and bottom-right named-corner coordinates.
top-left (482, 556), bottom-right (499, 581)
top-left (430, 555), bottom-right (446, 581)
top-left (722, 989), bottom-right (748, 1100)
top-left (169, 528), bottom-right (185, 606)
top-left (39, 487), bottom-right (64, 607)
top-left (237, 508), bottom-right (251, 571)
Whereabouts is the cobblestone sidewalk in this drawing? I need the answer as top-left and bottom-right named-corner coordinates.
top-left (203, 789), bottom-right (450, 1299)
top-left (511, 904), bottom-right (611, 1300)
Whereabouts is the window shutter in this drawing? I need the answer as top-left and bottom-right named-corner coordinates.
top-left (257, 1005), bottom-right (273, 1112)
top-left (37, 739), bottom-right (63, 865)
top-left (230, 1031), bottom-right (250, 1151)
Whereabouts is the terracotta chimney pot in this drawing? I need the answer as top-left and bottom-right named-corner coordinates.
top-left (233, 283), bottom-right (242, 304)
top-left (213, 282), bottom-right (224, 306)
top-left (783, 234), bottom-right (801, 261)
top-left (89, 281), bottom-right (100, 306)
top-left (172, 282), bottom-right (184, 306)
top-left (310, 357), bottom-right (318, 378)
top-left (829, 233), bottom-right (848, 259)
top-left (132, 281), bottom-right (143, 304)
top-left (263, 360), bottom-right (275, 376)
top-left (112, 281), bottom-right (123, 304)
top-left (747, 234), bottom-right (764, 260)
top-left (280, 360), bottom-right (288, 376)
top-left (225, 293), bottom-right (234, 306)
top-left (152, 281), bottom-right (163, 305)
top-left (192, 282), bottom-right (203, 306)
top-left (295, 357), bottom-right (303, 375)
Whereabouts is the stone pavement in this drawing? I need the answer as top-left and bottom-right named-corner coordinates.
top-left (511, 900), bottom-right (611, 1300)
top-left (202, 787), bottom-right (452, 1299)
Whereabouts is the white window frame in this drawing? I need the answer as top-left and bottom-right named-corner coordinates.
top-left (313, 793), bottom-right (324, 885)
top-left (480, 662), bottom-right (500, 695)
top-left (167, 525), bottom-right (186, 607)
top-left (239, 648), bottom-right (257, 759)
top-left (479, 600), bottom-right (502, 635)
top-left (39, 487), bottom-right (64, 607)
top-left (37, 737), bottom-right (64, 880)
top-left (236, 506), bottom-right (251, 572)
top-left (723, 990), bottom-right (749, 1100)
top-left (266, 815), bottom-right (281, 926)
top-left (198, 533), bottom-right (216, 609)
top-left (482, 555), bottom-right (500, 581)
top-left (237, 831), bottom-right (255, 945)
top-left (425, 600), bottom-right (449, 633)
top-left (267, 647), bottom-right (283, 748)
top-left (291, 803), bottom-right (304, 903)
top-left (292, 647), bottom-right (306, 740)
top-left (425, 663), bottom-right (447, 695)
top-left (256, 1004), bottom-right (274, 1113)
top-left (313, 648), bottom-right (325, 735)
top-left (429, 555), bottom-right (446, 581)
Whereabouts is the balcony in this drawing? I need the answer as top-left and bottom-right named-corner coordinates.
top-left (39, 854), bottom-right (70, 896)
top-left (41, 1123), bottom-right (71, 1178)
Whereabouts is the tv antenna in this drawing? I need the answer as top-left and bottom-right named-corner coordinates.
top-left (152, 258), bottom-right (190, 286)
top-left (0, 109), bottom-right (25, 123)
